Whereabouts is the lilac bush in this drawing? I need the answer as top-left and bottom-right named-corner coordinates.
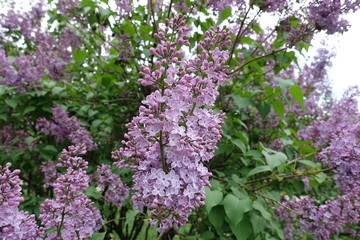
top-left (1, 0), bottom-right (360, 239)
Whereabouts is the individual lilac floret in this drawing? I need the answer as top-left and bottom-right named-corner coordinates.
top-left (37, 105), bottom-right (97, 150)
top-left (0, 163), bottom-right (43, 239)
top-left (39, 145), bottom-right (103, 239)
top-left (95, 164), bottom-right (129, 207)
top-left (113, 15), bottom-right (230, 232)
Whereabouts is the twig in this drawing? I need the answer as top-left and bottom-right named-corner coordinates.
top-left (230, 48), bottom-right (286, 75)
top-left (251, 191), bottom-right (300, 215)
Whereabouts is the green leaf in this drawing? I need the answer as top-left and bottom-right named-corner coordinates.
top-left (205, 187), bottom-right (223, 213)
top-left (23, 106), bottom-right (36, 115)
top-left (250, 212), bottom-right (266, 235)
top-left (230, 217), bottom-right (252, 240)
top-left (89, 232), bottom-right (106, 240)
top-left (262, 148), bottom-right (287, 170)
top-left (123, 21), bottom-right (136, 35)
top-left (252, 200), bottom-right (271, 220)
top-left (5, 98), bottom-right (19, 109)
top-left (85, 185), bottom-right (102, 199)
top-left (73, 49), bottom-right (88, 65)
top-left (230, 95), bottom-right (253, 109)
top-left (246, 166), bottom-right (272, 178)
top-left (125, 209), bottom-right (140, 227)
top-left (315, 172), bottom-right (327, 183)
top-left (256, 103), bottom-right (271, 119)
top-left (223, 194), bottom-right (244, 226)
top-left (52, 86), bottom-right (65, 95)
top-left (209, 206), bottom-right (225, 232)
top-left (43, 145), bottom-right (58, 153)
top-left (298, 160), bottom-right (318, 168)
top-left (274, 77), bottom-right (294, 89)
top-left (217, 8), bottom-right (231, 25)
top-left (272, 99), bottom-right (284, 118)
top-left (289, 85), bottom-right (305, 111)
top-left (231, 139), bottom-right (246, 154)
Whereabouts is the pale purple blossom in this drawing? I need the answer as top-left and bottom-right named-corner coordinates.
top-left (36, 105), bottom-right (97, 150)
top-left (113, 15), bottom-right (230, 232)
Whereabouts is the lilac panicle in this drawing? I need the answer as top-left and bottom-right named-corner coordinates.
top-left (276, 194), bottom-right (360, 240)
top-left (112, 15), bottom-right (230, 232)
top-left (278, 88), bottom-right (360, 239)
top-left (0, 163), bottom-right (43, 239)
top-left (36, 105), bottom-right (97, 150)
top-left (306, 0), bottom-right (360, 34)
top-left (39, 145), bottom-right (104, 239)
top-left (95, 164), bottom-right (129, 207)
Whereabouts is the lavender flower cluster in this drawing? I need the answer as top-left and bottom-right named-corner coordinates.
top-left (37, 105), bottom-right (97, 150)
top-left (319, 123), bottom-right (360, 193)
top-left (0, 163), bottom-right (42, 239)
top-left (276, 195), bottom-right (360, 240)
top-left (39, 145), bottom-right (104, 239)
top-left (0, 125), bottom-right (36, 152)
top-left (306, 0), bottom-right (360, 34)
top-left (95, 164), bottom-right (129, 207)
top-left (277, 88), bottom-right (360, 239)
top-left (112, 15), bottom-right (230, 232)
top-left (0, 2), bottom-right (81, 92)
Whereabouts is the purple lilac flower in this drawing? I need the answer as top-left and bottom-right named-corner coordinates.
top-left (0, 163), bottom-right (42, 239)
top-left (39, 145), bottom-right (104, 239)
top-left (58, 0), bottom-right (79, 15)
top-left (262, 0), bottom-right (288, 12)
top-left (276, 194), bottom-right (360, 240)
top-left (208, 0), bottom-right (246, 12)
top-left (0, 1), bottom-right (45, 40)
top-left (319, 122), bottom-right (360, 193)
top-left (0, 125), bottom-right (36, 152)
top-left (113, 15), bottom-right (230, 232)
top-left (95, 164), bottom-right (129, 207)
top-left (40, 160), bottom-right (59, 188)
top-left (36, 105), bottom-right (97, 150)
top-left (115, 0), bottom-right (133, 16)
top-left (298, 87), bottom-right (359, 147)
top-left (307, 0), bottom-right (349, 34)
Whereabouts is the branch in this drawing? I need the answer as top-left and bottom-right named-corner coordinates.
top-left (251, 191), bottom-right (300, 215)
top-left (227, 6), bottom-right (251, 65)
top-left (229, 48), bottom-right (287, 75)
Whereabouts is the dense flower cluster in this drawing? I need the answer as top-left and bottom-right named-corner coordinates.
top-left (0, 1), bottom-right (45, 41)
top-left (0, 2), bottom-right (81, 92)
top-left (277, 87), bottom-right (360, 239)
top-left (0, 125), bottom-right (36, 151)
top-left (0, 163), bottom-right (42, 239)
top-left (299, 88), bottom-right (359, 147)
top-left (37, 105), bottom-right (97, 150)
top-left (207, 0), bottom-right (245, 12)
top-left (276, 194), bottom-right (360, 239)
top-left (39, 145), bottom-right (103, 239)
top-left (306, 0), bottom-right (360, 34)
top-left (112, 15), bottom-right (230, 232)
top-left (95, 164), bottom-right (129, 207)
top-left (40, 160), bottom-right (59, 188)
top-left (319, 122), bottom-right (360, 193)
